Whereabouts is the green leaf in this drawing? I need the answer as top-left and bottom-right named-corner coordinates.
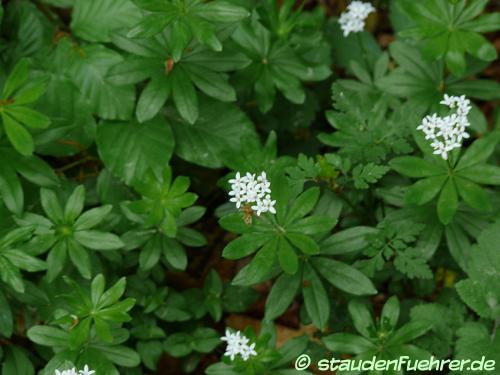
top-left (136, 77), bottom-right (170, 123)
top-left (170, 20), bottom-right (191, 61)
top-left (1, 113), bottom-right (34, 156)
top-left (222, 233), bottom-right (271, 260)
top-left (445, 223), bottom-right (469, 272)
top-left (200, 2), bottom-right (250, 22)
top-left (98, 345), bottom-right (140, 367)
top-left (446, 49), bottom-right (466, 77)
top-left (189, 20), bottom-right (222, 52)
top-left (381, 296), bottom-right (400, 331)
top-left (286, 232), bottom-right (319, 255)
top-left (27, 325), bottom-right (69, 347)
top-left (348, 299), bottom-right (374, 338)
top-left (455, 177), bottom-right (491, 211)
top-left (40, 188), bottom-right (64, 223)
top-left (388, 320), bottom-right (432, 346)
top-left (312, 257), bottom-right (377, 296)
top-left (278, 237), bottom-right (298, 274)
top-left (46, 240), bottom-right (67, 281)
top-left (127, 13), bottom-right (172, 38)
top-left (74, 230), bottom-right (124, 250)
top-left (64, 185), bottom-right (85, 222)
top-left (67, 239), bottom-right (91, 279)
top-left (69, 45), bottom-right (135, 120)
top-left (288, 216), bottom-right (337, 235)
top-left (0, 163), bottom-right (23, 215)
top-left (130, 0), bottom-right (172, 12)
top-left (302, 263), bottom-right (329, 330)
top-left (394, 249), bottom-right (433, 279)
top-left (2, 58), bottom-right (29, 98)
top-left (164, 333), bottom-right (191, 357)
top-left (457, 165), bottom-right (500, 185)
top-left (389, 156), bottom-right (444, 177)
top-left (139, 236), bottom-right (161, 271)
top-left (171, 67), bottom-right (198, 124)
top-left (448, 79), bottom-right (500, 101)
top-left (285, 187), bottom-right (319, 224)
top-left (98, 276), bottom-right (126, 308)
top-left (323, 333), bottom-right (376, 354)
top-left (462, 32), bottom-right (497, 61)
top-left (74, 206), bottom-right (112, 230)
top-left (405, 176), bottom-right (447, 206)
top-left (185, 65), bottom-right (235, 102)
top-left (0, 256), bottom-right (24, 293)
top-left (71, 0), bottom-right (141, 42)
top-left (465, 13), bottom-right (500, 32)
top-left (1, 346), bottom-right (34, 375)
top-left (2, 249), bottom-right (47, 272)
top-left (437, 178), bottom-right (458, 225)
top-left (239, 238), bottom-right (277, 285)
top-left (91, 274), bottom-right (105, 306)
top-left (191, 327), bottom-right (220, 353)
top-left (455, 279), bottom-right (494, 319)
top-left (163, 238), bottom-right (187, 270)
top-left (352, 163), bottom-right (390, 189)
top-left (169, 97), bottom-right (258, 168)
top-left (456, 132), bottom-right (500, 170)
top-left (5, 107), bottom-right (50, 129)
top-left (264, 272), bottom-right (301, 321)
top-left (96, 116), bottom-right (174, 184)
top-left (13, 78), bottom-right (48, 105)
top-left (321, 226), bottom-right (378, 255)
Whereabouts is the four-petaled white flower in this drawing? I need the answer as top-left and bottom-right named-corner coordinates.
top-left (339, 1), bottom-right (375, 37)
top-left (79, 365), bottom-right (95, 375)
top-left (55, 365), bottom-right (95, 375)
top-left (55, 369), bottom-right (78, 375)
top-left (220, 329), bottom-right (258, 361)
top-left (417, 94), bottom-right (471, 160)
top-left (228, 171), bottom-right (276, 216)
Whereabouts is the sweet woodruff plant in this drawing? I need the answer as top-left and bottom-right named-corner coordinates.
top-left (0, 0), bottom-right (499, 374)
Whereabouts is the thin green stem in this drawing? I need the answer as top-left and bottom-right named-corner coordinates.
top-left (492, 317), bottom-right (499, 340)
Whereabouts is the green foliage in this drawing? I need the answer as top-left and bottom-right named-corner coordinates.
top-left (0, 58), bottom-right (50, 155)
top-left (0, 0), bottom-right (499, 373)
top-left (390, 131), bottom-right (500, 225)
top-left (17, 185), bottom-right (123, 281)
top-left (323, 297), bottom-right (432, 365)
top-left (397, 0), bottom-right (499, 76)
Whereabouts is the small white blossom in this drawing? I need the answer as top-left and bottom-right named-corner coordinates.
top-left (228, 171), bottom-right (276, 216)
top-left (339, 1), bottom-right (375, 37)
top-left (220, 329), bottom-right (258, 361)
top-left (417, 94), bottom-right (471, 160)
top-left (55, 365), bottom-right (95, 375)
top-left (55, 369), bottom-right (78, 375)
top-left (79, 365), bottom-right (95, 375)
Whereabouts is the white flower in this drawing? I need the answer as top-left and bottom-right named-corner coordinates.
top-left (417, 94), bottom-right (471, 160)
top-left (228, 171), bottom-right (275, 216)
top-left (55, 365), bottom-right (94, 375)
top-left (339, 1), bottom-right (375, 37)
top-left (220, 329), bottom-right (258, 361)
top-left (55, 369), bottom-right (78, 375)
top-left (79, 365), bottom-right (95, 375)
top-left (240, 342), bottom-right (257, 361)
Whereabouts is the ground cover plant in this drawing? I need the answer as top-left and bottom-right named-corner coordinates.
top-left (0, 0), bottom-right (499, 374)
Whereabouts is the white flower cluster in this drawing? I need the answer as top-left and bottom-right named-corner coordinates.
top-left (417, 94), bottom-right (472, 160)
top-left (228, 172), bottom-right (276, 216)
top-left (339, 1), bottom-right (375, 37)
top-left (55, 365), bottom-right (94, 375)
top-left (220, 329), bottom-right (257, 361)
